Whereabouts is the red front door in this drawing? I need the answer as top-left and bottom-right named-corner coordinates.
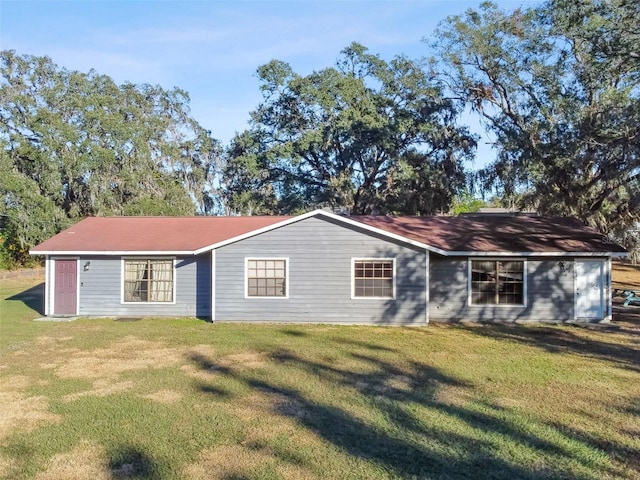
top-left (54, 260), bottom-right (77, 315)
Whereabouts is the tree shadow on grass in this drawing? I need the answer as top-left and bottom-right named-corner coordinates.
top-left (279, 327), bottom-right (308, 337)
top-left (187, 342), bottom-right (624, 479)
top-left (6, 282), bottom-right (44, 315)
top-left (457, 323), bottom-right (640, 373)
top-left (545, 418), bottom-right (640, 476)
top-left (332, 337), bottom-right (398, 352)
top-left (540, 394), bottom-right (640, 476)
top-left (107, 445), bottom-right (159, 479)
top-left (188, 352), bottom-right (232, 374)
top-left (263, 351), bottom-right (618, 476)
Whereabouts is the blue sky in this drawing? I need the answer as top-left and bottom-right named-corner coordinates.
top-left (1, 0), bottom-right (539, 169)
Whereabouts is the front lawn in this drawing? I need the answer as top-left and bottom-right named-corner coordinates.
top-left (1, 274), bottom-right (639, 479)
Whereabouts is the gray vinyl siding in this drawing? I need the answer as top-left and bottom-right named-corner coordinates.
top-left (65, 217), bottom-right (605, 323)
top-left (429, 256), bottom-right (576, 322)
top-left (77, 254), bottom-right (211, 318)
top-left (215, 216), bottom-right (427, 324)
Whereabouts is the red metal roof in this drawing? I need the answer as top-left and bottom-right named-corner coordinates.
top-left (30, 216), bottom-right (290, 253)
top-left (30, 211), bottom-right (626, 255)
top-left (354, 214), bottom-right (626, 253)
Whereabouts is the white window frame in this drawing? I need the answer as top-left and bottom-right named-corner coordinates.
top-left (121, 257), bottom-right (176, 304)
top-left (244, 257), bottom-right (289, 299)
top-left (467, 258), bottom-right (527, 307)
top-left (351, 258), bottom-right (396, 300)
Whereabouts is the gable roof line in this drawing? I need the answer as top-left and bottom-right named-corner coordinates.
top-left (192, 209), bottom-right (447, 255)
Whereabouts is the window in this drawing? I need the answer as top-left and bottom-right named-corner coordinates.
top-left (353, 259), bottom-right (394, 298)
top-left (124, 259), bottom-right (174, 303)
top-left (470, 260), bottom-right (524, 305)
top-left (246, 259), bottom-right (287, 297)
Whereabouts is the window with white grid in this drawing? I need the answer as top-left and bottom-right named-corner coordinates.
top-left (246, 259), bottom-right (287, 297)
top-left (353, 259), bottom-right (394, 298)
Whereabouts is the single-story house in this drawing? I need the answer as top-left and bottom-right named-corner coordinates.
top-left (29, 209), bottom-right (626, 324)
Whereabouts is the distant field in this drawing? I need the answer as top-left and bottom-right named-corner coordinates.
top-left (0, 266), bottom-right (639, 479)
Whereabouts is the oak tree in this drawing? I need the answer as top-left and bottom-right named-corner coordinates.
top-left (433, 0), bottom-right (640, 236)
top-left (0, 51), bottom-right (221, 262)
top-left (226, 43), bottom-right (476, 215)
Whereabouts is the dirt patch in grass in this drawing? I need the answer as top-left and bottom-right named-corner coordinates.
top-left (48, 339), bottom-right (217, 401)
top-left (34, 441), bottom-right (110, 480)
top-left (0, 454), bottom-right (17, 480)
top-left (52, 337), bottom-right (185, 380)
top-left (2, 374), bottom-right (32, 390)
top-left (63, 380), bottom-right (135, 402)
top-left (236, 404), bottom-right (326, 472)
top-left (143, 389), bottom-right (183, 404)
top-left (184, 444), bottom-right (317, 480)
top-left (184, 445), bottom-right (275, 480)
top-left (0, 391), bottom-right (61, 442)
top-left (0, 375), bottom-right (61, 441)
top-left (222, 352), bottom-right (266, 370)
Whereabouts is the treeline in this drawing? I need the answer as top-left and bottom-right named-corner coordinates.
top-left (1, 0), bottom-right (639, 266)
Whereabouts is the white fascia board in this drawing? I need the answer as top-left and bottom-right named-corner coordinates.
top-left (29, 250), bottom-right (196, 256)
top-left (194, 209), bottom-right (444, 255)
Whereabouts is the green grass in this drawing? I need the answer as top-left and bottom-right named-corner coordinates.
top-left (1, 277), bottom-right (639, 479)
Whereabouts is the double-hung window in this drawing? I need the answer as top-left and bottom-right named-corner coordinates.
top-left (353, 259), bottom-right (395, 299)
top-left (470, 260), bottom-right (525, 305)
top-left (123, 259), bottom-right (174, 303)
top-left (246, 258), bottom-right (288, 298)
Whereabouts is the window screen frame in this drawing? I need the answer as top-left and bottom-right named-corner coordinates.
top-left (468, 258), bottom-right (527, 307)
top-left (121, 257), bottom-right (176, 304)
top-left (244, 257), bottom-right (289, 299)
top-left (351, 258), bottom-right (396, 300)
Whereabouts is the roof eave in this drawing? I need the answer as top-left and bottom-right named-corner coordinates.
top-left (446, 251), bottom-right (625, 257)
top-left (29, 250), bottom-right (197, 256)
